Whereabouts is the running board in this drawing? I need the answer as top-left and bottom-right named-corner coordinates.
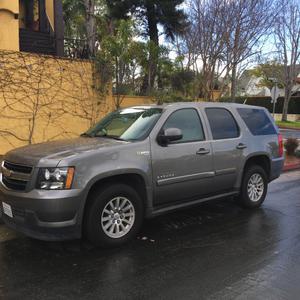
top-left (150, 191), bottom-right (239, 217)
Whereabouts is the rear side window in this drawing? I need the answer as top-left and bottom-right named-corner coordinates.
top-left (205, 108), bottom-right (240, 140)
top-left (237, 108), bottom-right (277, 136)
top-left (162, 108), bottom-right (205, 143)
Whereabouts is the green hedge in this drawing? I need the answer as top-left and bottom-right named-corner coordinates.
top-left (220, 96), bottom-right (300, 114)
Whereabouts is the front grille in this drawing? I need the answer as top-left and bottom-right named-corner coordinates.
top-left (2, 176), bottom-right (28, 191)
top-left (3, 161), bottom-right (32, 174)
top-left (1, 161), bottom-right (33, 191)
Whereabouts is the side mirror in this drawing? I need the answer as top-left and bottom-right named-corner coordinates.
top-left (157, 128), bottom-right (183, 146)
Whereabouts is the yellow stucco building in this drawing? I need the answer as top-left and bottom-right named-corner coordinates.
top-left (0, 0), bottom-right (64, 55)
top-left (0, 1), bottom-right (19, 51)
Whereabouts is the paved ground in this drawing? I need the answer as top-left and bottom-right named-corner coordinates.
top-left (0, 171), bottom-right (299, 300)
top-left (280, 128), bottom-right (300, 139)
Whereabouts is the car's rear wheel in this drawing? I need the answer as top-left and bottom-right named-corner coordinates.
top-left (238, 165), bottom-right (268, 208)
top-left (84, 184), bottom-right (143, 247)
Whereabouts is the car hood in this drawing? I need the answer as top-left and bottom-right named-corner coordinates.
top-left (4, 137), bottom-right (127, 166)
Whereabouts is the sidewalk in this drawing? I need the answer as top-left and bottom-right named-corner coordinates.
top-left (283, 155), bottom-right (300, 172)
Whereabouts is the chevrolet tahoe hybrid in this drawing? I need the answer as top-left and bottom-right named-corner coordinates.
top-left (0, 103), bottom-right (284, 247)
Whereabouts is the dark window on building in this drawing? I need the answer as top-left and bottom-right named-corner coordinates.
top-left (162, 109), bottom-right (205, 143)
top-left (206, 108), bottom-right (240, 140)
top-left (237, 108), bottom-right (277, 136)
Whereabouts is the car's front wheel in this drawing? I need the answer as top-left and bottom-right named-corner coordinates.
top-left (238, 165), bottom-right (268, 208)
top-left (84, 184), bottom-right (143, 247)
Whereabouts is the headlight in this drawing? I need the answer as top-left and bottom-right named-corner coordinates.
top-left (37, 167), bottom-right (75, 190)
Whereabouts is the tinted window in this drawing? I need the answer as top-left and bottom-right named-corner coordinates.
top-left (237, 108), bottom-right (277, 136)
top-left (206, 108), bottom-right (239, 140)
top-left (162, 109), bottom-right (205, 143)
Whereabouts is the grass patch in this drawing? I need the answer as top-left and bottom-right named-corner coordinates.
top-left (276, 121), bottom-right (300, 129)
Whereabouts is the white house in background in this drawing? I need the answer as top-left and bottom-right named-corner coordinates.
top-left (237, 69), bottom-right (300, 97)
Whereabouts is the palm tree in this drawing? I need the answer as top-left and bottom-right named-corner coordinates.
top-left (106, 0), bottom-right (187, 94)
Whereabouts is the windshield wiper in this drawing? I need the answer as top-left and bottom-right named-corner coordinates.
top-left (80, 132), bottom-right (92, 137)
top-left (94, 134), bottom-right (126, 141)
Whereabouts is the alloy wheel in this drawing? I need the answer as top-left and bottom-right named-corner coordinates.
top-left (101, 197), bottom-right (135, 238)
top-left (247, 173), bottom-right (264, 202)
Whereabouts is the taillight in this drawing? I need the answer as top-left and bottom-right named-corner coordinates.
top-left (278, 133), bottom-right (284, 157)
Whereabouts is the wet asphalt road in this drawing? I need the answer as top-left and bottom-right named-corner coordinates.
top-left (0, 171), bottom-right (299, 300)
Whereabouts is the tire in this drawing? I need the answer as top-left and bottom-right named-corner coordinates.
top-left (238, 165), bottom-right (268, 209)
top-left (84, 184), bottom-right (144, 248)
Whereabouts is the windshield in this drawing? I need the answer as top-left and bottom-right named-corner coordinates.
top-left (83, 107), bottom-right (163, 141)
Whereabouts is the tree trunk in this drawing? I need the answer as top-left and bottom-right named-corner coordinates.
top-left (282, 65), bottom-right (292, 122)
top-left (231, 64), bottom-right (237, 102)
top-left (115, 57), bottom-right (120, 109)
top-left (282, 85), bottom-right (291, 122)
top-left (145, 1), bottom-right (159, 95)
top-left (84, 0), bottom-right (96, 58)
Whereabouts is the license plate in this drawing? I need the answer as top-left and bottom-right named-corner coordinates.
top-left (2, 202), bottom-right (13, 218)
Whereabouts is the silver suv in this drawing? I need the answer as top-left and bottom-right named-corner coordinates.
top-left (0, 103), bottom-right (284, 247)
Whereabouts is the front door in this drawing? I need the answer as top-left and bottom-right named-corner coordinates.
top-left (151, 108), bottom-right (215, 206)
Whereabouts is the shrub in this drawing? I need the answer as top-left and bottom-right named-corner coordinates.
top-left (219, 96), bottom-right (300, 114)
top-left (219, 96), bottom-right (248, 103)
top-left (152, 91), bottom-right (191, 104)
top-left (284, 138), bottom-right (299, 156)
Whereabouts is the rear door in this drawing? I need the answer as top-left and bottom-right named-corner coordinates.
top-left (151, 107), bottom-right (215, 206)
top-left (203, 107), bottom-right (247, 193)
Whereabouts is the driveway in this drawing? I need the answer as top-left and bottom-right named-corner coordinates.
top-left (0, 171), bottom-right (299, 299)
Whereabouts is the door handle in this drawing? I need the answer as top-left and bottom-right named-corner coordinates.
top-left (196, 148), bottom-right (210, 155)
top-left (236, 143), bottom-right (247, 150)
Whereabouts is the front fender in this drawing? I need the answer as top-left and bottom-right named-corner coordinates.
top-left (76, 168), bottom-right (153, 228)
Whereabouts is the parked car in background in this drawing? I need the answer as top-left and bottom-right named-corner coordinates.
top-left (0, 103), bottom-right (284, 247)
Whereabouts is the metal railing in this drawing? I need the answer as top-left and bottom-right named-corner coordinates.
top-left (64, 38), bottom-right (90, 59)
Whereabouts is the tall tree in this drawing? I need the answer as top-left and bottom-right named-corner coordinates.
top-left (98, 20), bottom-right (138, 108)
top-left (185, 0), bottom-right (276, 101)
top-left (106, 0), bottom-right (187, 94)
top-left (63, 0), bottom-right (86, 38)
top-left (63, 0), bottom-right (107, 58)
top-left (83, 0), bottom-right (96, 57)
top-left (250, 61), bottom-right (285, 91)
top-left (224, 0), bottom-right (276, 101)
top-left (189, 0), bottom-right (227, 100)
top-left (274, 0), bottom-right (300, 121)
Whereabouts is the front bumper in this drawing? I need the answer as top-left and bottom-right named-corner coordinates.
top-left (0, 183), bottom-right (84, 241)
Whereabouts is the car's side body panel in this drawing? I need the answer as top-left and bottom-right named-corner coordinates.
top-left (149, 105), bottom-right (215, 206)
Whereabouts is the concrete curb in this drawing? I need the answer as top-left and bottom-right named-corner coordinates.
top-left (279, 126), bottom-right (300, 131)
top-left (283, 163), bottom-right (300, 172)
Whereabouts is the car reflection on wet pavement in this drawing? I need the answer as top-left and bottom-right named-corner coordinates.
top-left (0, 171), bottom-right (299, 300)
